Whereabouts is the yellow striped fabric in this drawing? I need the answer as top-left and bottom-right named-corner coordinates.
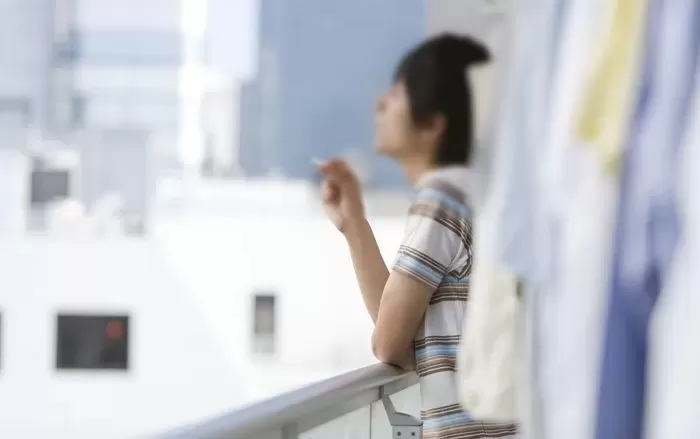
top-left (574, 0), bottom-right (648, 173)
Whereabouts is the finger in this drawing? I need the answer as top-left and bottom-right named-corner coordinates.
top-left (323, 159), bottom-right (355, 182)
top-left (317, 157), bottom-right (343, 174)
top-left (321, 180), bottom-right (339, 203)
top-left (316, 162), bottom-right (334, 176)
top-left (318, 165), bottom-right (346, 184)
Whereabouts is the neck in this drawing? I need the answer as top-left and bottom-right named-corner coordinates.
top-left (399, 157), bottom-right (435, 185)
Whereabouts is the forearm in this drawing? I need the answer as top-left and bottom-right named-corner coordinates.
top-left (343, 219), bottom-right (389, 323)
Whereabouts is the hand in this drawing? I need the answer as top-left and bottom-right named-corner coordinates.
top-left (317, 158), bottom-right (365, 233)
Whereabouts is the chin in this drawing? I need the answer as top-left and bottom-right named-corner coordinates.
top-left (373, 141), bottom-right (393, 157)
top-left (372, 142), bottom-right (386, 156)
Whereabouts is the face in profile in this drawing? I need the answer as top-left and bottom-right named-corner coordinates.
top-left (373, 81), bottom-right (421, 160)
top-left (373, 80), bottom-right (444, 165)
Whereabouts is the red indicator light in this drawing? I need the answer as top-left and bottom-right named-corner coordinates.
top-left (105, 320), bottom-right (125, 340)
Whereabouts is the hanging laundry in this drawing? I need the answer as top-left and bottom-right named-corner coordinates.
top-left (457, 0), bottom-right (568, 428)
top-left (529, 0), bottom-right (625, 438)
top-left (480, 0), bottom-right (630, 438)
top-left (645, 64), bottom-right (700, 439)
top-left (595, 1), bottom-right (700, 438)
top-left (574, 0), bottom-right (649, 173)
top-left (462, 0), bottom-right (700, 438)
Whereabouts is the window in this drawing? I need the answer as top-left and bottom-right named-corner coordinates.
top-left (0, 99), bottom-right (31, 125)
top-left (83, 93), bottom-right (178, 129)
top-left (0, 101), bottom-right (31, 151)
top-left (53, 30), bottom-right (79, 63)
top-left (252, 293), bottom-right (276, 355)
top-left (55, 30), bottom-right (183, 66)
top-left (30, 169), bottom-right (70, 206)
top-left (71, 96), bottom-right (85, 128)
top-left (56, 314), bottom-right (129, 371)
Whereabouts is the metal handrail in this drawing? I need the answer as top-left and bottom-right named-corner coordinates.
top-left (158, 363), bottom-right (418, 439)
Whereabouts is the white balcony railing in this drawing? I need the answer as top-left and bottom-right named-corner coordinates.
top-left (159, 364), bottom-right (422, 439)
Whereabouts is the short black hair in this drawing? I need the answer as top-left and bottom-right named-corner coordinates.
top-left (394, 33), bottom-right (490, 166)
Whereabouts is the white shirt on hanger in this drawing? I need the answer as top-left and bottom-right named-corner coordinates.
top-left (646, 65), bottom-right (700, 439)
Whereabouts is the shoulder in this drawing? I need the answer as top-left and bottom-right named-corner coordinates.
top-left (395, 182), bottom-right (473, 288)
top-left (411, 181), bottom-right (472, 223)
top-left (400, 181), bottom-right (472, 255)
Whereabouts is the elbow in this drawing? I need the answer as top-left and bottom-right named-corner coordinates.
top-left (371, 333), bottom-right (412, 370)
top-left (371, 338), bottom-right (395, 364)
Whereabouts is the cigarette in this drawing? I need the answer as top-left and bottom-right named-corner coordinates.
top-left (311, 157), bottom-right (325, 166)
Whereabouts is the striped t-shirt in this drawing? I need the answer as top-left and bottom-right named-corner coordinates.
top-left (393, 166), bottom-right (517, 439)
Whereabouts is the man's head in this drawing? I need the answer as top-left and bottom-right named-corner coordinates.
top-left (373, 33), bottom-right (490, 168)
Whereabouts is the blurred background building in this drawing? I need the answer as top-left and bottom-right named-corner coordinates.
top-left (236, 0), bottom-right (425, 187)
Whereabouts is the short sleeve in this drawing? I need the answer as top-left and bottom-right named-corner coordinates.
top-left (392, 188), bottom-right (468, 290)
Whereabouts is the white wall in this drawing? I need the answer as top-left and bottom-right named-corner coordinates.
top-left (0, 238), bottom-right (248, 439)
top-left (201, 79), bottom-right (240, 174)
top-left (0, 178), bottom-right (409, 438)
top-left (153, 180), bottom-right (408, 401)
top-left (0, 152), bottom-right (29, 235)
top-left (75, 0), bottom-right (182, 30)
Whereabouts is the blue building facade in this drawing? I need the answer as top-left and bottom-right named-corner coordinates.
top-left (239, 0), bottom-right (426, 188)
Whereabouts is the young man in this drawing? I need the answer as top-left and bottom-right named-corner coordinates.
top-left (318, 34), bottom-right (517, 438)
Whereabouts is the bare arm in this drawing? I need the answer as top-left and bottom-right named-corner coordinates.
top-left (318, 159), bottom-right (388, 322)
top-left (372, 272), bottom-right (433, 370)
top-left (344, 219), bottom-right (432, 370)
top-left (343, 219), bottom-right (389, 323)
top-left (317, 159), bottom-right (438, 370)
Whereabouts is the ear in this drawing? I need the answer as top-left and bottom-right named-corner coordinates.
top-left (423, 113), bottom-right (446, 150)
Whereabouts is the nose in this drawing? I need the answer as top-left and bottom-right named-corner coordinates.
top-left (375, 94), bottom-right (387, 113)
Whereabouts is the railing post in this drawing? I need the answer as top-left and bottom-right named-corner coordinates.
top-left (381, 394), bottom-right (422, 439)
top-left (281, 423), bottom-right (298, 439)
